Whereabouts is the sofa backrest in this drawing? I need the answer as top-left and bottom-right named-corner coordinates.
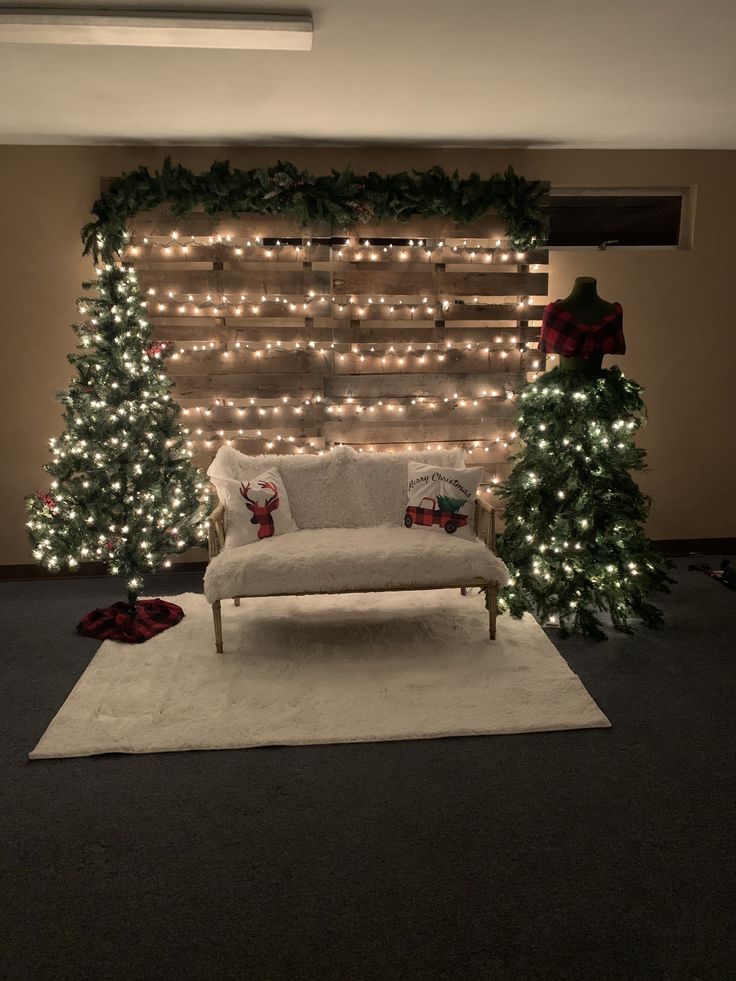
top-left (208, 445), bottom-right (466, 529)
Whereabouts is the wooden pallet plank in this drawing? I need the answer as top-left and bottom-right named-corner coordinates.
top-left (331, 269), bottom-right (546, 297)
top-left (177, 398), bottom-right (516, 425)
top-left (169, 349), bottom-right (332, 375)
top-left (171, 373), bottom-right (326, 400)
top-left (442, 302), bottom-right (545, 321)
top-left (322, 421), bottom-right (518, 444)
top-left (152, 322), bottom-right (538, 346)
top-left (126, 243), bottom-right (548, 268)
top-left (168, 348), bottom-right (533, 377)
top-left (329, 350), bottom-right (530, 374)
top-left (138, 268), bottom-right (332, 294)
top-left (144, 301), bottom-right (545, 322)
top-left (146, 301), bottom-right (314, 319)
top-left (126, 243), bottom-right (332, 264)
top-left (181, 406), bottom-right (324, 426)
top-left (330, 247), bottom-right (549, 266)
top-left (323, 371), bottom-right (523, 399)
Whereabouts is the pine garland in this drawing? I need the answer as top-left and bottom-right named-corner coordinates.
top-left (82, 157), bottom-right (548, 261)
top-left (496, 365), bottom-right (674, 640)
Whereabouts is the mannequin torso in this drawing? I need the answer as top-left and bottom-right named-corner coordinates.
top-left (557, 276), bottom-right (617, 324)
top-left (550, 276), bottom-right (619, 371)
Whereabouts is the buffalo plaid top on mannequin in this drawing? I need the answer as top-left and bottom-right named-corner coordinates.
top-left (539, 301), bottom-right (625, 358)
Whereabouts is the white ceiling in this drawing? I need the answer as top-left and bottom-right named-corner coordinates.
top-left (1, 0), bottom-right (735, 146)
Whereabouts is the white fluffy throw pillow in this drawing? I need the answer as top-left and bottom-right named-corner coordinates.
top-left (212, 468), bottom-right (297, 550)
top-left (404, 462), bottom-right (483, 541)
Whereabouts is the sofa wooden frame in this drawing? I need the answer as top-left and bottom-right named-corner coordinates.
top-left (206, 497), bottom-right (499, 653)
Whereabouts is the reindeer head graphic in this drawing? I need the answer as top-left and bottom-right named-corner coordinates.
top-left (239, 481), bottom-right (280, 539)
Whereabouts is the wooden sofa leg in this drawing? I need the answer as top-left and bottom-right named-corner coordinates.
top-left (212, 600), bottom-right (223, 653)
top-left (234, 597), bottom-right (240, 607)
top-left (487, 583), bottom-right (498, 641)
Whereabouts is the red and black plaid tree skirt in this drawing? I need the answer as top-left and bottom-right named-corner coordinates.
top-left (539, 301), bottom-right (625, 359)
top-left (77, 598), bottom-right (184, 643)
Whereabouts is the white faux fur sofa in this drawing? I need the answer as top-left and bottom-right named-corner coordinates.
top-left (204, 445), bottom-right (509, 653)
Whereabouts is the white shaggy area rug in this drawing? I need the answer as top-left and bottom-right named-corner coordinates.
top-left (30, 590), bottom-right (610, 759)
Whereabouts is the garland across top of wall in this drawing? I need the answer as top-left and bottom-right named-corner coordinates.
top-left (82, 157), bottom-right (548, 261)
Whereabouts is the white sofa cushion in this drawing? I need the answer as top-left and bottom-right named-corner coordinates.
top-left (207, 445), bottom-right (466, 530)
top-left (203, 525), bottom-right (509, 603)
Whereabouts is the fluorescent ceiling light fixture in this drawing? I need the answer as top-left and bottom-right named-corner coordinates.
top-left (0, 8), bottom-right (313, 50)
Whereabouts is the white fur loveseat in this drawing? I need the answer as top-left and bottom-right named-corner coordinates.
top-left (204, 445), bottom-right (509, 653)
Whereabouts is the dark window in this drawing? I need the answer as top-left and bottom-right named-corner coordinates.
top-left (546, 194), bottom-right (683, 247)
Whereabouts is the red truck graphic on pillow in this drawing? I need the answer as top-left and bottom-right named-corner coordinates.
top-left (404, 495), bottom-right (469, 535)
top-left (239, 480), bottom-right (280, 539)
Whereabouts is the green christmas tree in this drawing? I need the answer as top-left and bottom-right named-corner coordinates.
top-left (437, 494), bottom-right (466, 514)
top-left (497, 365), bottom-right (673, 640)
top-left (26, 262), bottom-right (207, 607)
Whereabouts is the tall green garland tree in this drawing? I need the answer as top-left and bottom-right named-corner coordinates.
top-left (26, 262), bottom-right (206, 607)
top-left (497, 365), bottom-right (673, 640)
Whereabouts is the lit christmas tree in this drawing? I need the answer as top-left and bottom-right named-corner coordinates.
top-left (497, 365), bottom-right (673, 640)
top-left (26, 262), bottom-right (206, 613)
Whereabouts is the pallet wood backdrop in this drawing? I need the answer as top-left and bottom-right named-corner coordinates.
top-left (117, 186), bottom-right (550, 504)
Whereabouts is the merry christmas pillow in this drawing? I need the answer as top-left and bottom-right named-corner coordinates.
top-left (211, 468), bottom-right (298, 550)
top-left (404, 462), bottom-right (483, 542)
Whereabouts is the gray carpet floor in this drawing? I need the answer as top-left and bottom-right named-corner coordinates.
top-left (1, 557), bottom-right (734, 981)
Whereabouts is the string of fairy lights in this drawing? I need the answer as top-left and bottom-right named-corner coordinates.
top-left (144, 291), bottom-right (539, 322)
top-left (189, 392), bottom-right (515, 411)
top-left (108, 226), bottom-right (550, 474)
top-left (165, 338), bottom-right (541, 362)
top-left (123, 229), bottom-right (544, 266)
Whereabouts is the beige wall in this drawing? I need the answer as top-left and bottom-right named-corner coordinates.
top-left (1, 146), bottom-right (734, 565)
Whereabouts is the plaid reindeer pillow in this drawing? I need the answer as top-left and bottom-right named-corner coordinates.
top-left (211, 468), bottom-right (298, 550)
